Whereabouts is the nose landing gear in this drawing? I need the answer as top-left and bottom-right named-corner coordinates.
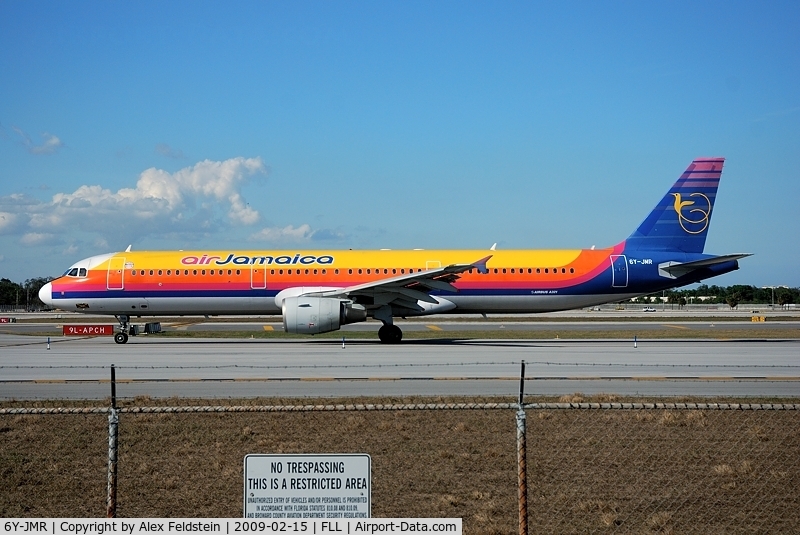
top-left (114, 315), bottom-right (130, 344)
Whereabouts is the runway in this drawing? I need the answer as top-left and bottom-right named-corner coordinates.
top-left (1, 334), bottom-right (798, 400)
top-left (3, 318), bottom-right (800, 336)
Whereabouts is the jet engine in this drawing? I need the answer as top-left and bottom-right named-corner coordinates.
top-left (282, 296), bottom-right (367, 334)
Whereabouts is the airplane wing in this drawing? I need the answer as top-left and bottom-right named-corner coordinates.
top-left (658, 253), bottom-right (752, 279)
top-left (307, 255), bottom-right (493, 312)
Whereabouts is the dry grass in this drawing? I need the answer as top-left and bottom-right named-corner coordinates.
top-left (1, 396), bottom-right (799, 534)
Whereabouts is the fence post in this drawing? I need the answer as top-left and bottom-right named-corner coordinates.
top-left (107, 364), bottom-right (118, 518)
top-left (517, 360), bottom-right (528, 535)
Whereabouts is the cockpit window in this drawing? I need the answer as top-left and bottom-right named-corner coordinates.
top-left (64, 267), bottom-right (88, 277)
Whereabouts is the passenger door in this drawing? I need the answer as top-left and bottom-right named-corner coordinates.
top-left (610, 255), bottom-right (628, 288)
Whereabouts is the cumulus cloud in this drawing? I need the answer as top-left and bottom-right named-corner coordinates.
top-left (1, 156), bottom-right (267, 248)
top-left (249, 224), bottom-right (314, 242)
top-left (12, 127), bottom-right (64, 155)
top-left (20, 232), bottom-right (59, 246)
top-left (0, 212), bottom-right (20, 233)
top-left (249, 224), bottom-right (346, 243)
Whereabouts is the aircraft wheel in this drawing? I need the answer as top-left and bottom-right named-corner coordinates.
top-left (114, 332), bottom-right (129, 344)
top-left (378, 325), bottom-right (403, 344)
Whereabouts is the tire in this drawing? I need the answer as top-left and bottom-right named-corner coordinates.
top-left (378, 325), bottom-right (403, 344)
top-left (114, 332), bottom-right (129, 344)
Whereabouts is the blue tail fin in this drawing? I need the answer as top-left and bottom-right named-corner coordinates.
top-left (625, 158), bottom-right (724, 253)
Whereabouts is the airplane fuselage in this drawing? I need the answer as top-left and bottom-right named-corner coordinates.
top-left (42, 246), bottom-right (738, 317)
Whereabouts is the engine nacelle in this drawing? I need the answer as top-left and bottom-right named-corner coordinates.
top-left (282, 296), bottom-right (367, 334)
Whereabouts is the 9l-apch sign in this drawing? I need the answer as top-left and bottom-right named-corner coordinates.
top-left (244, 454), bottom-right (371, 519)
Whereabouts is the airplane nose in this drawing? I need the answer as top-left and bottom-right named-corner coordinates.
top-left (38, 282), bottom-right (53, 307)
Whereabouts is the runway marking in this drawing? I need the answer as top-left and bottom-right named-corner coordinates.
top-left (663, 324), bottom-right (690, 330)
top-left (263, 326), bottom-right (274, 331)
top-left (426, 325), bottom-right (443, 331)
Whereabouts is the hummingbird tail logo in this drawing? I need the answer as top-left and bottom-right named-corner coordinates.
top-left (671, 192), bottom-right (711, 234)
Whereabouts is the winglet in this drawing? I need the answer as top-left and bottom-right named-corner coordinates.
top-left (472, 255), bottom-right (492, 274)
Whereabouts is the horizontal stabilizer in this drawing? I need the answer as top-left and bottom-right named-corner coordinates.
top-left (658, 254), bottom-right (752, 279)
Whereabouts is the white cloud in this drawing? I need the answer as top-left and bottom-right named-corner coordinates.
top-left (249, 224), bottom-right (314, 242)
top-left (155, 143), bottom-right (185, 159)
top-left (0, 212), bottom-right (19, 233)
top-left (20, 232), bottom-right (58, 245)
top-left (12, 127), bottom-right (64, 155)
top-left (2, 156), bottom-right (267, 247)
top-left (248, 224), bottom-right (347, 243)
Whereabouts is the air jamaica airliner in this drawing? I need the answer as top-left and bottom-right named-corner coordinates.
top-left (39, 157), bottom-right (749, 344)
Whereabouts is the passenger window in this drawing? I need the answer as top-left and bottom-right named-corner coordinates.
top-left (562, 268), bottom-right (566, 274)
top-left (167, 270), bottom-right (171, 275)
top-left (510, 269), bottom-right (515, 274)
top-left (305, 269), bottom-right (309, 275)
top-left (149, 270), bottom-right (154, 276)
top-left (184, 270), bottom-right (189, 275)
top-left (131, 270), bottom-right (136, 276)
top-left (348, 269), bottom-right (352, 275)
top-left (236, 270), bottom-right (240, 275)
top-left (367, 269), bottom-right (371, 274)
top-left (493, 269), bottom-right (498, 274)
top-left (228, 270), bottom-right (232, 275)
top-left (536, 268), bottom-right (540, 274)
top-left (314, 269), bottom-right (318, 275)
top-left (544, 268), bottom-right (549, 273)
top-left (359, 269), bottom-right (363, 274)
top-left (502, 269), bottom-right (506, 274)
top-left (279, 270), bottom-right (283, 275)
top-left (201, 270), bottom-right (206, 275)
top-left (270, 270), bottom-right (275, 275)
top-left (192, 270), bottom-right (197, 275)
top-left (570, 268), bottom-right (574, 273)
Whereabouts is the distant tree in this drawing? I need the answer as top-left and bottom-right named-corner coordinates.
top-left (23, 277), bottom-right (53, 310)
top-left (0, 278), bottom-right (23, 307)
top-left (679, 297), bottom-right (687, 309)
top-left (730, 285), bottom-right (756, 303)
top-left (726, 293), bottom-right (741, 310)
top-left (777, 290), bottom-right (794, 310)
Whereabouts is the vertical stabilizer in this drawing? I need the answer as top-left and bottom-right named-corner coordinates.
top-left (625, 158), bottom-right (724, 253)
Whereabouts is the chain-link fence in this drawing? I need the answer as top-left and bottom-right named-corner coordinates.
top-left (2, 401), bottom-right (799, 533)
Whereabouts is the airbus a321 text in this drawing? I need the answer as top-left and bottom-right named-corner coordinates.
top-left (39, 158), bottom-right (750, 344)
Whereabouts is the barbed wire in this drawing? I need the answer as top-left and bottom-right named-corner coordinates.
top-left (3, 402), bottom-right (799, 415)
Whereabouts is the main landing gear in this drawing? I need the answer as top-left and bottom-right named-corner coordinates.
top-left (114, 315), bottom-right (130, 344)
top-left (378, 324), bottom-right (403, 344)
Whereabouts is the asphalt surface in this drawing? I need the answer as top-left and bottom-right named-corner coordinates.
top-left (1, 333), bottom-right (798, 400)
top-left (3, 318), bottom-right (799, 335)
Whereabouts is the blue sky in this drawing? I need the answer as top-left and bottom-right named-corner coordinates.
top-left (1, 1), bottom-right (798, 287)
